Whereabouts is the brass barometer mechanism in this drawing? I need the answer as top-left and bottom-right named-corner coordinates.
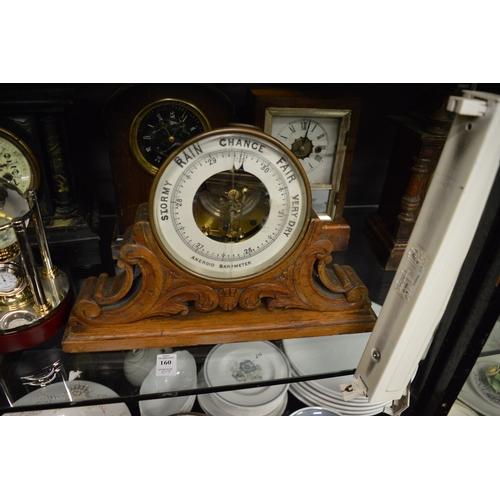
top-left (193, 164), bottom-right (270, 243)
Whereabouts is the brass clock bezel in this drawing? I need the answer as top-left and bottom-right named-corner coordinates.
top-left (149, 126), bottom-right (312, 283)
top-left (129, 98), bottom-right (211, 176)
top-left (0, 127), bottom-right (41, 193)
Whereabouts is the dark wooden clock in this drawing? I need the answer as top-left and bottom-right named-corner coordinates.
top-left (103, 84), bottom-right (235, 234)
top-left (364, 97), bottom-right (453, 270)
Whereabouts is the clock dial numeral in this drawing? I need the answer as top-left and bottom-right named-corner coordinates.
top-left (274, 118), bottom-right (330, 173)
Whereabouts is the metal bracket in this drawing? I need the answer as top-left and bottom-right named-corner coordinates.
top-left (383, 385), bottom-right (411, 416)
top-left (340, 376), bottom-right (368, 401)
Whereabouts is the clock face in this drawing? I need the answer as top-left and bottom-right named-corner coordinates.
top-left (0, 263), bottom-right (25, 296)
top-left (271, 115), bottom-right (340, 184)
top-left (150, 127), bottom-right (311, 281)
top-left (0, 128), bottom-right (39, 194)
top-left (130, 99), bottom-right (210, 176)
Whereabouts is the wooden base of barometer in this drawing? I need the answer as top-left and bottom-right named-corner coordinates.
top-left (62, 204), bottom-right (376, 353)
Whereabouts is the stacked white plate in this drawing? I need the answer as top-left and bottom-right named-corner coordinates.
top-left (283, 307), bottom-right (391, 416)
top-left (197, 341), bottom-right (290, 416)
top-left (457, 354), bottom-right (500, 416)
top-left (448, 401), bottom-right (478, 416)
top-left (139, 350), bottom-right (197, 416)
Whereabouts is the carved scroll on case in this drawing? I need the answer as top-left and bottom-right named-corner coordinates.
top-left (63, 204), bottom-right (376, 352)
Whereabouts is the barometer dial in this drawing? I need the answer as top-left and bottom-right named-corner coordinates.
top-left (150, 126), bottom-right (311, 281)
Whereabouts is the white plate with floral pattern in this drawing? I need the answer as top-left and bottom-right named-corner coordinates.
top-left (470, 360), bottom-right (500, 408)
top-left (457, 354), bottom-right (500, 416)
top-left (3, 380), bottom-right (131, 416)
top-left (203, 341), bottom-right (290, 408)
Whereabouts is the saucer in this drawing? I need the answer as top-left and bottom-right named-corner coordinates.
top-left (197, 390), bottom-right (288, 416)
top-left (4, 380), bottom-right (131, 416)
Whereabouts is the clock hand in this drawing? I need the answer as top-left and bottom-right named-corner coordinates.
top-left (170, 111), bottom-right (190, 139)
top-left (297, 120), bottom-right (312, 152)
top-left (224, 160), bottom-right (248, 242)
top-left (159, 120), bottom-right (175, 143)
top-left (303, 120), bottom-right (311, 140)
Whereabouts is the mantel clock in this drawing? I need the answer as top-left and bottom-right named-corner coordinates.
top-left (104, 84), bottom-right (235, 233)
top-left (247, 88), bottom-right (361, 251)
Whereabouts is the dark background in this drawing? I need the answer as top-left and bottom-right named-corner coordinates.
top-left (65, 83), bottom-right (500, 211)
top-left (2, 82), bottom-right (500, 269)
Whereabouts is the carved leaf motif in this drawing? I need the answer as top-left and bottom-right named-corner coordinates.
top-left (219, 288), bottom-right (242, 311)
top-left (149, 284), bottom-right (220, 316)
top-left (239, 283), bottom-right (306, 311)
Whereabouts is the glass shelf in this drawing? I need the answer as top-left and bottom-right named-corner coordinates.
top-left (0, 207), bottom-right (384, 416)
top-left (1, 207), bottom-right (497, 416)
top-left (0, 335), bottom-right (370, 416)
